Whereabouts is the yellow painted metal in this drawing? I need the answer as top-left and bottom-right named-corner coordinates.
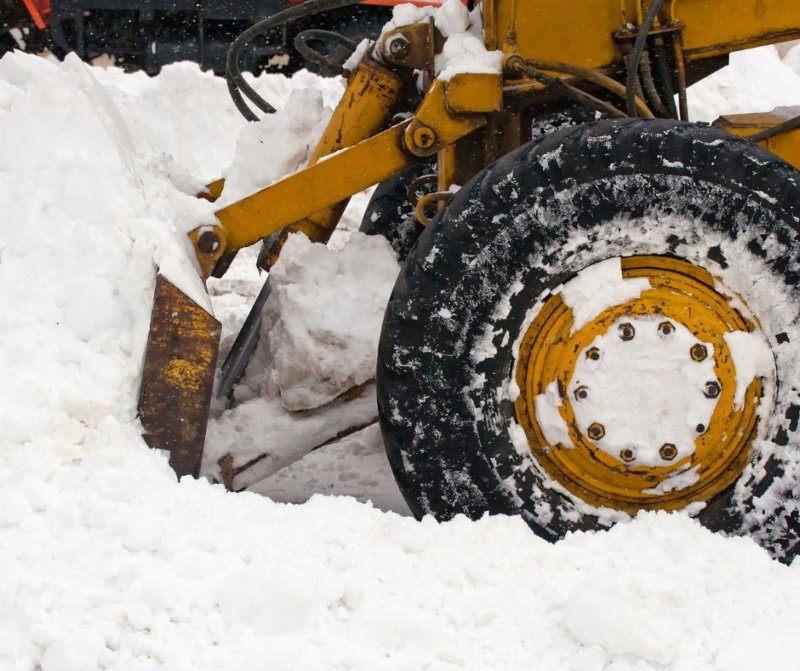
top-left (404, 76), bottom-right (497, 157)
top-left (193, 75), bottom-right (494, 275)
top-left (491, 0), bottom-right (800, 72)
top-left (138, 275), bottom-right (221, 477)
top-left (715, 112), bottom-right (800, 171)
top-left (204, 178), bottom-right (224, 202)
top-left (193, 55), bottom-right (404, 276)
top-left (201, 122), bottom-right (416, 273)
top-left (445, 73), bottom-right (504, 114)
top-left (259, 55), bottom-right (405, 269)
top-left (514, 256), bottom-right (766, 513)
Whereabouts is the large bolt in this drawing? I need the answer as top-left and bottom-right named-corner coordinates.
top-left (387, 35), bottom-right (410, 59)
top-left (618, 322), bottom-right (635, 341)
top-left (658, 321), bottom-right (675, 337)
top-left (586, 347), bottom-right (601, 361)
top-left (587, 423), bottom-right (605, 440)
top-left (412, 126), bottom-right (436, 150)
top-left (620, 447), bottom-right (636, 463)
top-left (703, 380), bottom-right (721, 399)
top-left (574, 386), bottom-right (589, 401)
top-left (659, 443), bottom-right (678, 461)
top-left (197, 228), bottom-right (221, 254)
top-left (691, 343), bottom-right (708, 362)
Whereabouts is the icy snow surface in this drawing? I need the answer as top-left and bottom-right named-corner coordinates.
top-left (1, 34), bottom-right (800, 671)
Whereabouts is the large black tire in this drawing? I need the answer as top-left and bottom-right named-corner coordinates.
top-left (378, 119), bottom-right (800, 560)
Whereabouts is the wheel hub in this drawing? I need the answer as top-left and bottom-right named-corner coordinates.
top-left (571, 316), bottom-right (717, 468)
top-left (514, 255), bottom-right (774, 512)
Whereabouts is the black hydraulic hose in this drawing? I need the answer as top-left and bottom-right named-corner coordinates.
top-left (747, 115), bottom-right (800, 143)
top-left (294, 29), bottom-right (358, 76)
top-left (227, 0), bottom-right (363, 122)
top-left (654, 39), bottom-right (679, 118)
top-left (638, 50), bottom-right (670, 118)
top-left (625, 0), bottom-right (666, 117)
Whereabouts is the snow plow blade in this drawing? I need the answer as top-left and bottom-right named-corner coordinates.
top-left (138, 275), bottom-right (221, 477)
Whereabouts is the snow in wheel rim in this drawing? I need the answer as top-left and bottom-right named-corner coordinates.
top-left (513, 255), bottom-right (776, 513)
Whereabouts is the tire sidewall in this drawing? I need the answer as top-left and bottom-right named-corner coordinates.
top-left (379, 119), bottom-right (800, 557)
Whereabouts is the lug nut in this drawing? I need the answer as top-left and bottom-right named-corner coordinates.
top-left (197, 229), bottom-right (220, 254)
top-left (574, 386), bottom-right (589, 401)
top-left (659, 443), bottom-right (678, 461)
top-left (587, 423), bottom-right (605, 440)
top-left (618, 322), bottom-right (635, 341)
top-left (586, 347), bottom-right (601, 361)
top-left (703, 380), bottom-right (721, 399)
top-left (658, 321), bottom-right (675, 337)
top-left (691, 343), bottom-right (708, 362)
top-left (620, 447), bottom-right (636, 463)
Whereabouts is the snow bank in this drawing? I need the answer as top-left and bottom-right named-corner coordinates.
top-left (244, 233), bottom-right (399, 411)
top-left (216, 87), bottom-right (336, 206)
top-left (203, 232), bottom-right (398, 488)
top-left (689, 43), bottom-right (800, 121)
top-left (1, 35), bottom-right (800, 671)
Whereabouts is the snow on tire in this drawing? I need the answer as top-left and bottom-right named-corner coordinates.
top-left (377, 119), bottom-right (800, 560)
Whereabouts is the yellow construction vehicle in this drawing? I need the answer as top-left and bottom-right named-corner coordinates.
top-left (138, 0), bottom-right (800, 560)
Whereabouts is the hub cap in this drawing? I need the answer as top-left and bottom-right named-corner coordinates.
top-left (514, 256), bottom-right (774, 512)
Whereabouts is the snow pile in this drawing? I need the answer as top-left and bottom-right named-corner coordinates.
top-left (243, 232), bottom-right (399, 411)
top-left (0, 51), bottom-right (210, 440)
top-left (203, 233), bottom-right (398, 488)
top-left (689, 42), bottom-right (800, 121)
top-left (1, 33), bottom-right (800, 671)
top-left (217, 87), bottom-right (336, 206)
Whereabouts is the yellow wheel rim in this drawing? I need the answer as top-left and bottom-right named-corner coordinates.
top-left (514, 255), bottom-right (772, 513)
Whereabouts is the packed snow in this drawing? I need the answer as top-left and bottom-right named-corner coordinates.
top-left (1, 13), bottom-right (800, 670)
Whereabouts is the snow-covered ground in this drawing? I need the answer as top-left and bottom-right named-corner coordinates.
top-left (2, 23), bottom-right (800, 671)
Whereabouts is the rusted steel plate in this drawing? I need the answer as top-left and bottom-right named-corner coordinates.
top-left (138, 274), bottom-right (221, 478)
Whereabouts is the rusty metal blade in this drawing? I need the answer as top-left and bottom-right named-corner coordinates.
top-left (138, 274), bottom-right (221, 478)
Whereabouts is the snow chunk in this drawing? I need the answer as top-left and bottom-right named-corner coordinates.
top-left (217, 87), bottom-right (333, 206)
top-left (250, 233), bottom-right (399, 411)
top-left (436, 30), bottom-right (503, 82)
top-left (534, 380), bottom-right (574, 448)
top-left (381, 0), bottom-right (501, 81)
top-left (724, 329), bottom-right (776, 408)
top-left (560, 257), bottom-right (650, 332)
top-left (643, 465), bottom-right (700, 495)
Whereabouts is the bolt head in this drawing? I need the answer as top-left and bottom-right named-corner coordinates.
top-left (388, 35), bottom-right (410, 58)
top-left (197, 229), bottom-right (220, 254)
top-left (620, 447), bottom-right (636, 463)
top-left (574, 386), bottom-right (589, 401)
top-left (659, 443), bottom-right (678, 461)
top-left (587, 422), bottom-right (605, 440)
top-left (658, 321), bottom-right (675, 337)
top-left (691, 343), bottom-right (708, 362)
top-left (618, 322), bottom-right (635, 341)
top-left (703, 380), bottom-right (721, 399)
top-left (586, 347), bottom-right (601, 361)
top-left (696, 423), bottom-right (706, 434)
top-left (412, 126), bottom-right (436, 150)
